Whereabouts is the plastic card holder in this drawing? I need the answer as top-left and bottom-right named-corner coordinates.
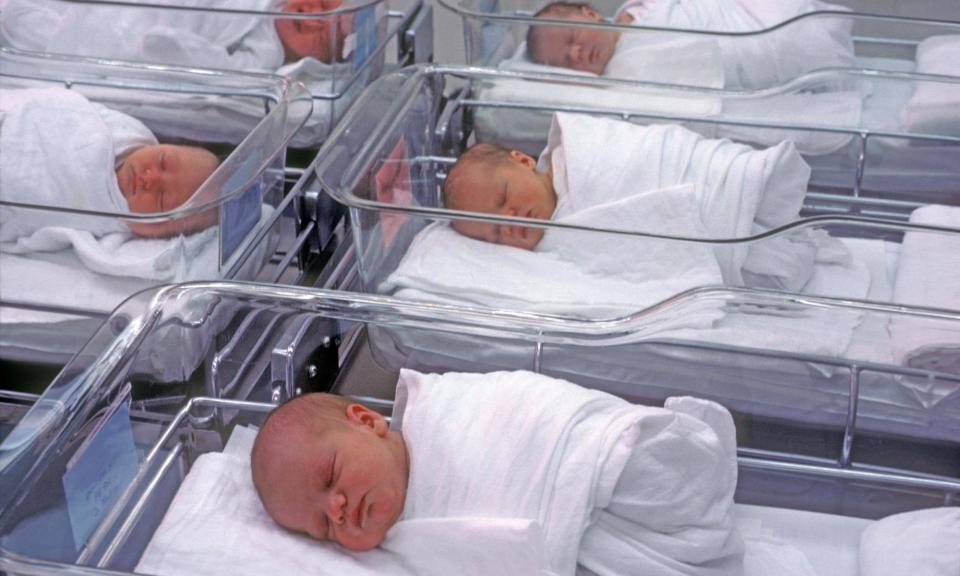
top-left (352, 5), bottom-right (378, 71)
top-left (61, 384), bottom-right (139, 552)
top-left (480, 21), bottom-right (508, 65)
top-left (220, 179), bottom-right (263, 266)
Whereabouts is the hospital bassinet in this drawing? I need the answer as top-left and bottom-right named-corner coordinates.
top-left (0, 49), bottom-right (311, 363)
top-left (0, 0), bottom-right (433, 148)
top-left (443, 0), bottom-right (960, 77)
top-left (313, 65), bottom-right (960, 310)
top-left (0, 282), bottom-right (956, 574)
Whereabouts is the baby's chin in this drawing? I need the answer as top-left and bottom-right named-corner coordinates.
top-left (334, 525), bottom-right (392, 551)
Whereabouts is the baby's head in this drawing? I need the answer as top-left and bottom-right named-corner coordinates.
top-left (526, 1), bottom-right (619, 74)
top-left (251, 393), bottom-right (409, 551)
top-left (276, 0), bottom-right (353, 63)
top-left (443, 143), bottom-right (557, 250)
top-left (115, 144), bottom-right (219, 238)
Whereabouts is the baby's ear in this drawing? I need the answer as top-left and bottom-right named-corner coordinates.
top-left (508, 150), bottom-right (537, 169)
top-left (580, 5), bottom-right (603, 20)
top-left (345, 403), bottom-right (388, 436)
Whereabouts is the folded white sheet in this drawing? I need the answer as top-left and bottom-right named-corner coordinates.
top-left (899, 35), bottom-right (960, 137)
top-left (890, 204), bottom-right (960, 373)
top-left (2, 226), bottom-right (217, 281)
top-left (384, 218), bottom-right (723, 323)
top-left (395, 370), bottom-right (742, 575)
top-left (737, 504), bottom-right (869, 576)
top-left (0, 205), bottom-right (273, 323)
top-left (0, 87), bottom-right (156, 243)
top-left (137, 425), bottom-right (555, 576)
top-left (859, 507), bottom-right (960, 576)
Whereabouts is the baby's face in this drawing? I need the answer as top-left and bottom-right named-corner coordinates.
top-left (449, 151), bottom-right (557, 250)
top-left (116, 144), bottom-right (217, 215)
top-left (276, 0), bottom-right (353, 63)
top-left (262, 410), bottom-right (407, 551)
top-left (535, 8), bottom-right (618, 75)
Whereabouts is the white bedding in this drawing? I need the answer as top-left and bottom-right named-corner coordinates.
top-left (136, 423), bottom-right (877, 576)
top-left (0, 205), bottom-right (274, 323)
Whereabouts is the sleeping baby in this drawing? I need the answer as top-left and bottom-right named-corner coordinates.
top-left (251, 369), bottom-right (745, 575)
top-left (524, 0), bottom-right (855, 90)
top-left (0, 0), bottom-right (356, 71)
top-left (441, 112), bottom-right (838, 293)
top-left (0, 87), bottom-right (219, 246)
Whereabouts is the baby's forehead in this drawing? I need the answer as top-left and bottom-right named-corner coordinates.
top-left (449, 164), bottom-right (503, 201)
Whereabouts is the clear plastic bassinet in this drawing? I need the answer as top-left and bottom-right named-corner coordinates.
top-left (0, 282), bottom-right (956, 574)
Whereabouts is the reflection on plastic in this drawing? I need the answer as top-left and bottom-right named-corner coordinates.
top-left (375, 137), bottom-right (412, 247)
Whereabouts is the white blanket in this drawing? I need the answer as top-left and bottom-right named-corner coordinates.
top-left (539, 113), bottom-right (822, 288)
top-left (899, 35), bottom-right (960, 137)
top-left (614, 0), bottom-right (855, 90)
top-left (0, 205), bottom-right (273, 325)
top-left (0, 87), bottom-right (156, 243)
top-left (394, 369), bottom-right (742, 575)
top-left (1, 0), bottom-right (284, 72)
top-left (859, 507), bottom-right (960, 576)
top-left (137, 425), bottom-right (554, 576)
top-left (889, 204), bottom-right (960, 374)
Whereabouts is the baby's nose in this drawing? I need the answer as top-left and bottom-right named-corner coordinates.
top-left (326, 492), bottom-right (346, 524)
top-left (141, 168), bottom-right (160, 191)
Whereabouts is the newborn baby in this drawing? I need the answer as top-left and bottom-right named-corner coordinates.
top-left (274, 0), bottom-right (356, 64)
top-left (525, 0), bottom-right (854, 89)
top-left (0, 87), bottom-right (219, 244)
top-left (442, 143), bottom-right (557, 250)
top-left (251, 369), bottom-right (744, 575)
top-left (0, 0), bottom-right (355, 71)
top-left (115, 144), bottom-right (220, 238)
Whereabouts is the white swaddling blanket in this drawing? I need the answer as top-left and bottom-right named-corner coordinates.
top-left (0, 87), bottom-right (156, 244)
top-left (613, 0), bottom-right (854, 90)
top-left (394, 369), bottom-right (742, 575)
top-left (859, 507), bottom-right (960, 576)
top-left (1, 0), bottom-right (285, 72)
top-left (889, 204), bottom-right (960, 374)
top-left (137, 425), bottom-right (554, 576)
top-left (539, 113), bottom-right (826, 289)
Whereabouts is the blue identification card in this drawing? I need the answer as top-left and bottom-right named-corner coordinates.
top-left (352, 6), bottom-right (377, 71)
top-left (62, 394), bottom-right (140, 551)
top-left (220, 179), bottom-right (262, 266)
